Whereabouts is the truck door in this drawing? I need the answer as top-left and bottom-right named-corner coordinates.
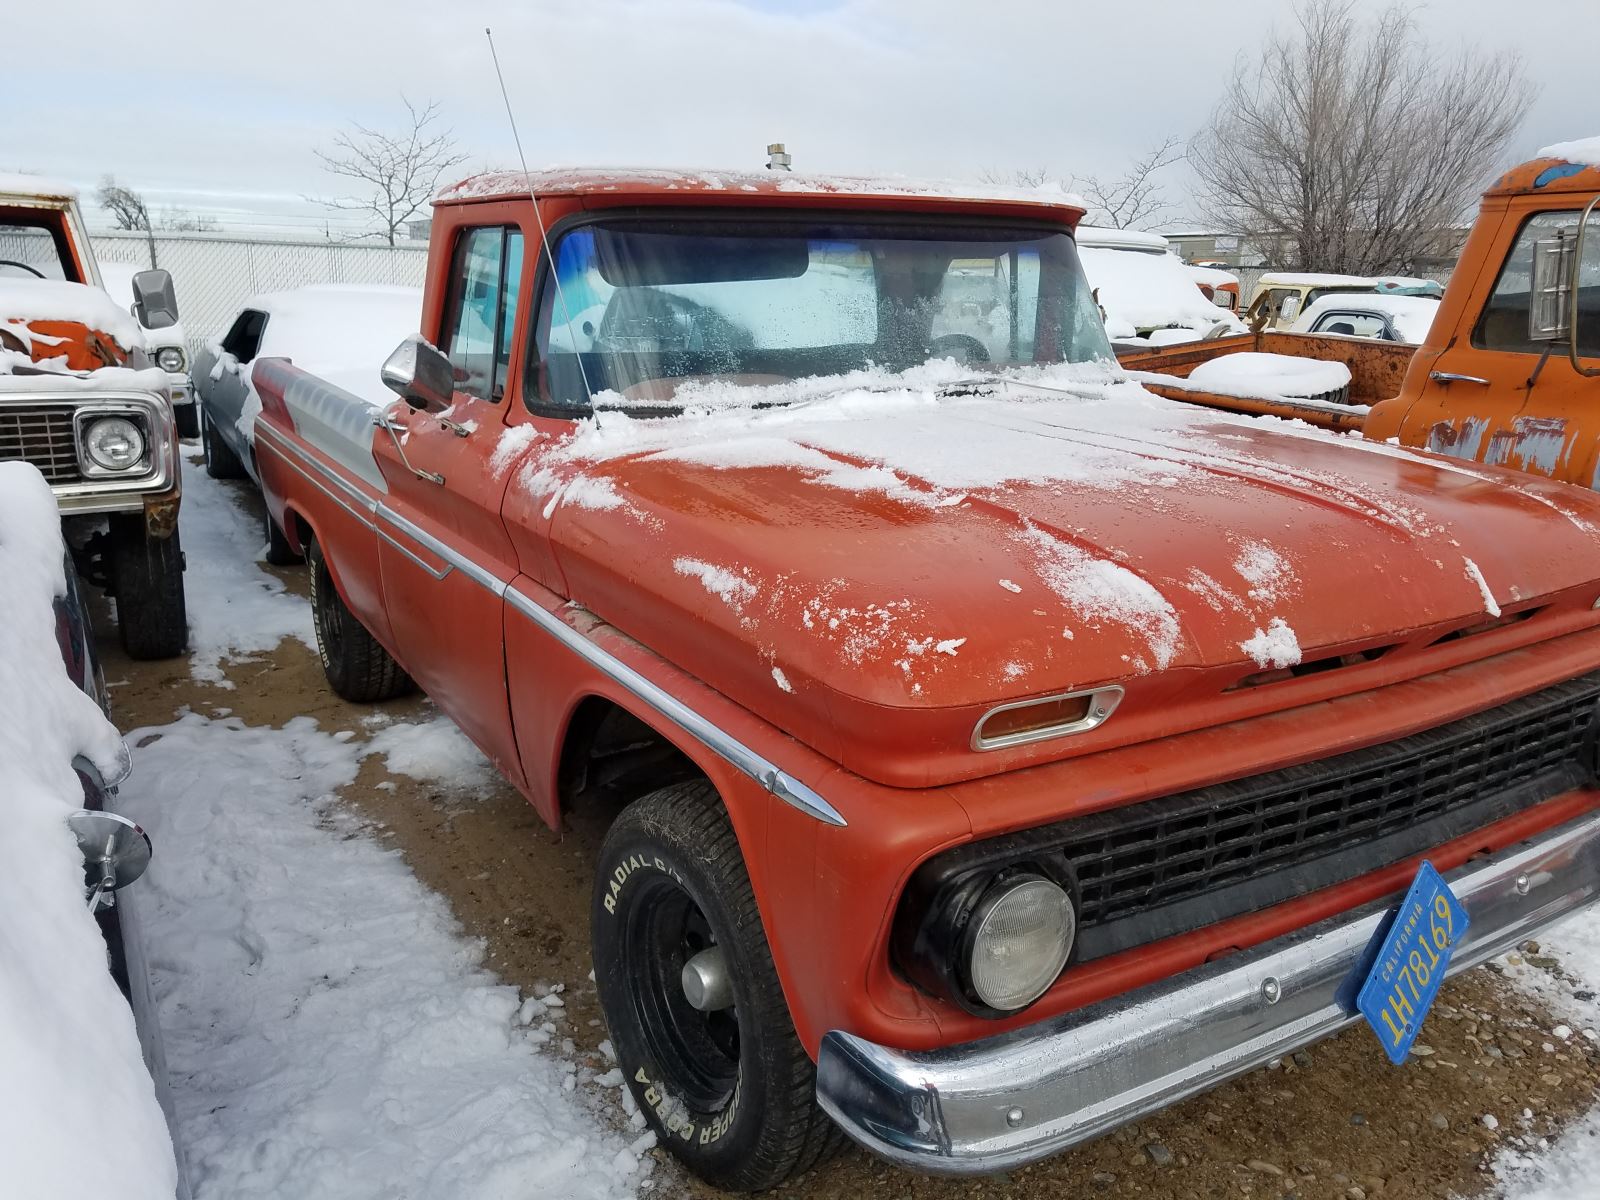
top-left (373, 223), bottom-right (530, 790)
top-left (1407, 201), bottom-right (1600, 486)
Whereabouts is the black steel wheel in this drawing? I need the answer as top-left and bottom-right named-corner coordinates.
top-left (592, 780), bottom-right (843, 1192)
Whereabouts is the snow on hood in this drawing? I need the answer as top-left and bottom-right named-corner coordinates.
top-left (509, 361), bottom-right (1600, 784)
top-left (0, 349), bottom-right (167, 395)
top-left (0, 463), bottom-right (177, 1198)
top-left (1079, 245), bottom-right (1245, 337)
top-left (251, 284), bottom-right (422, 407)
top-left (0, 278), bottom-right (145, 350)
top-left (1537, 136), bottom-right (1600, 168)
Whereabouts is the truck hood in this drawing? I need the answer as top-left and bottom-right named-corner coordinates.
top-left (528, 365), bottom-right (1600, 785)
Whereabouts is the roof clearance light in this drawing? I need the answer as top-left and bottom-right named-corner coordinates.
top-left (972, 686), bottom-right (1123, 752)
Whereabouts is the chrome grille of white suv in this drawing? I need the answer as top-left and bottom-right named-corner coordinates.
top-left (0, 405), bottom-right (81, 484)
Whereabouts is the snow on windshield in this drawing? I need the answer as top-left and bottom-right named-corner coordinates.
top-left (0, 462), bottom-right (178, 1199)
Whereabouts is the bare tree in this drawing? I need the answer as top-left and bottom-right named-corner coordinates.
top-left (315, 98), bottom-right (468, 246)
top-left (978, 166), bottom-right (1054, 189)
top-left (96, 176), bottom-right (157, 267)
top-left (1189, 1), bottom-right (1534, 275)
top-left (157, 206), bottom-right (220, 233)
top-left (1071, 137), bottom-right (1184, 230)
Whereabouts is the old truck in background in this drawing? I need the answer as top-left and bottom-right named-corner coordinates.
top-left (0, 175), bottom-right (188, 658)
top-left (1124, 139), bottom-right (1600, 483)
top-left (251, 164), bottom-right (1600, 1191)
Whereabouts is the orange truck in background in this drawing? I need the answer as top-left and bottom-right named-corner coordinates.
top-left (1123, 140), bottom-right (1600, 481)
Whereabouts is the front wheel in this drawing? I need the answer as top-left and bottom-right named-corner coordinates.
top-left (307, 540), bottom-right (411, 702)
top-left (592, 780), bottom-right (843, 1192)
top-left (200, 408), bottom-right (245, 480)
top-left (110, 516), bottom-right (187, 660)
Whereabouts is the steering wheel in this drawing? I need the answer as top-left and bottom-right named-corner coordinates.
top-left (926, 333), bottom-right (992, 366)
top-left (0, 260), bottom-right (46, 278)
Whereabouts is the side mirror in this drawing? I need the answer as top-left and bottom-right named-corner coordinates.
top-left (68, 810), bottom-right (152, 911)
top-left (381, 335), bottom-right (454, 414)
top-left (1529, 232), bottom-right (1575, 342)
top-left (131, 268), bottom-right (179, 330)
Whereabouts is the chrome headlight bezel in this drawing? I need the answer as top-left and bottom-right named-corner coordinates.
top-left (155, 346), bottom-right (186, 373)
top-left (74, 410), bottom-right (152, 478)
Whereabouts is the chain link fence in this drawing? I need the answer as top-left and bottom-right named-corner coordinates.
top-left (89, 230), bottom-right (428, 356)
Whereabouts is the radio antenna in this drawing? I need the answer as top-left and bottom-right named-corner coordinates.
top-left (485, 26), bottom-right (595, 407)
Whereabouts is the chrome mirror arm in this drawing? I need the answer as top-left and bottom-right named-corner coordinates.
top-left (372, 410), bottom-right (445, 485)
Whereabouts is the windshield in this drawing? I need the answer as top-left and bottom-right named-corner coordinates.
top-left (531, 215), bottom-right (1112, 409)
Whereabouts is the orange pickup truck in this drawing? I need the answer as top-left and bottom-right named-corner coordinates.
top-left (253, 166), bottom-right (1600, 1191)
top-left (1123, 141), bottom-right (1600, 484)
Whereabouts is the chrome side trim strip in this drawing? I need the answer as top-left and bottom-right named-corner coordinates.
top-left (376, 527), bottom-right (452, 581)
top-left (505, 585), bottom-right (847, 827)
top-left (377, 503), bottom-right (509, 597)
top-left (256, 425), bottom-right (377, 528)
top-left (816, 807), bottom-right (1600, 1173)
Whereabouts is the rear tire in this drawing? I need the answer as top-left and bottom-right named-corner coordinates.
top-left (307, 540), bottom-right (412, 702)
top-left (592, 780), bottom-right (844, 1192)
top-left (110, 516), bottom-right (187, 660)
top-left (201, 408), bottom-right (245, 480)
top-left (264, 509), bottom-right (302, 566)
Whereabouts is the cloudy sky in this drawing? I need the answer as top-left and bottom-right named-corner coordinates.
top-left (7, 0), bottom-right (1589, 238)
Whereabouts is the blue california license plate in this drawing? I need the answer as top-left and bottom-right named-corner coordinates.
top-left (1357, 861), bottom-right (1471, 1065)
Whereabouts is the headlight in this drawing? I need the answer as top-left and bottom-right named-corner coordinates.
top-left (156, 346), bottom-right (185, 373)
top-left (963, 874), bottom-right (1075, 1011)
top-left (83, 417), bottom-right (147, 472)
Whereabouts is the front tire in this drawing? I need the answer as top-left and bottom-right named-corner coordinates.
top-left (592, 781), bottom-right (843, 1192)
top-left (110, 515), bottom-right (187, 660)
top-left (200, 408), bottom-right (245, 480)
top-left (307, 540), bottom-right (411, 702)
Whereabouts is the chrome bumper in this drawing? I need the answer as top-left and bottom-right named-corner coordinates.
top-left (816, 808), bottom-right (1600, 1175)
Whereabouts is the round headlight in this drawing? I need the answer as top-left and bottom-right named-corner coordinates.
top-left (964, 875), bottom-right (1075, 1012)
top-left (84, 417), bottom-right (147, 472)
top-left (155, 346), bottom-right (185, 373)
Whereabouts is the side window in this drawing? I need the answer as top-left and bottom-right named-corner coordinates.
top-left (1313, 312), bottom-right (1387, 339)
top-left (439, 225), bottom-right (524, 401)
top-left (221, 309), bottom-right (268, 362)
top-left (1474, 210), bottom-right (1600, 357)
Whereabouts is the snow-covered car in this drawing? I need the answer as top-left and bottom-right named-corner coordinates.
top-left (0, 175), bottom-right (188, 660)
top-left (194, 284), bottom-right (421, 480)
top-left (101, 262), bottom-right (197, 438)
top-left (1076, 226), bottom-right (1245, 346)
top-left (0, 461), bottom-right (186, 1199)
top-left (1290, 291), bottom-right (1443, 344)
top-left (1245, 272), bottom-right (1382, 329)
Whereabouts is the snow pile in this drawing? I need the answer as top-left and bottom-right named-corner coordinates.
top-left (1537, 137), bottom-right (1600, 168)
top-left (1188, 352), bottom-right (1353, 400)
top-left (0, 462), bottom-right (177, 1199)
top-left (674, 556), bottom-right (758, 609)
top-left (1240, 618), bottom-right (1303, 669)
top-left (177, 453), bottom-right (316, 684)
top-left (1463, 558), bottom-right (1502, 617)
top-left (117, 712), bottom-right (648, 1200)
top-left (0, 351), bottom-right (167, 395)
top-left (0, 277), bottom-right (145, 349)
top-left (365, 713), bottom-right (496, 790)
top-left (1078, 244), bottom-right (1245, 339)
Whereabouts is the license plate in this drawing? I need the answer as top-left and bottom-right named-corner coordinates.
top-left (1357, 861), bottom-right (1471, 1065)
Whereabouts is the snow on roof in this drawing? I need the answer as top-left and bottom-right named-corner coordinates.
top-left (0, 171), bottom-right (79, 201)
top-left (1292, 292), bottom-right (1441, 343)
top-left (1255, 272), bottom-right (1377, 289)
top-left (242, 285), bottom-right (422, 408)
top-left (436, 166), bottom-right (1087, 212)
top-left (0, 462), bottom-right (178, 1197)
top-left (1076, 226), bottom-right (1170, 254)
top-left (1079, 243), bottom-right (1245, 335)
top-left (0, 278), bottom-right (143, 349)
top-left (1537, 137), bottom-right (1600, 168)
top-left (1186, 352), bottom-right (1353, 400)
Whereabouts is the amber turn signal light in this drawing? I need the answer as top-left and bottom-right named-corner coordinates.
top-left (971, 687), bottom-right (1122, 751)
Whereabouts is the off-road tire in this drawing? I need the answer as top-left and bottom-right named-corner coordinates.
top-left (592, 780), bottom-right (844, 1192)
top-left (110, 516), bottom-right (187, 660)
top-left (264, 509), bottom-right (302, 566)
top-left (201, 409), bottom-right (245, 480)
top-left (307, 540), bottom-right (412, 702)
top-left (173, 402), bottom-right (200, 440)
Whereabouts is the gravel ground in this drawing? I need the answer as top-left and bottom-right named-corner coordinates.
top-left (97, 473), bottom-right (1600, 1199)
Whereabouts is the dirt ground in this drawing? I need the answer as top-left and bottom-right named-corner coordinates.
top-left (99, 476), bottom-right (1600, 1200)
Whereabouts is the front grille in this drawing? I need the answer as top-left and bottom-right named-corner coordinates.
top-left (0, 405), bottom-right (81, 484)
top-left (1059, 674), bottom-right (1599, 955)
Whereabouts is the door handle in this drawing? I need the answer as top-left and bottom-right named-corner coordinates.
top-left (1429, 371), bottom-right (1490, 386)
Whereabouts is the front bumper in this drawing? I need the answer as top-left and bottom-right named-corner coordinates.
top-left (816, 808), bottom-right (1600, 1175)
